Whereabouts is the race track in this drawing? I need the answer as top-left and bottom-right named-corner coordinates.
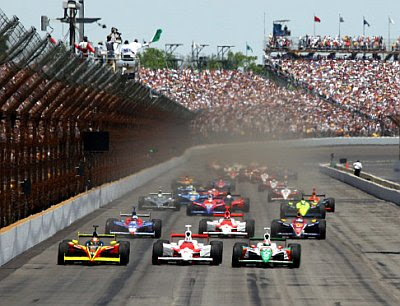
top-left (0, 144), bottom-right (399, 306)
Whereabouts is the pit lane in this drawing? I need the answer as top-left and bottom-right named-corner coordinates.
top-left (0, 144), bottom-right (399, 306)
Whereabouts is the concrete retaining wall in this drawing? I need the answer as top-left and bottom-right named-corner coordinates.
top-left (0, 155), bottom-right (188, 266)
top-left (319, 164), bottom-right (400, 205)
top-left (0, 137), bottom-right (398, 266)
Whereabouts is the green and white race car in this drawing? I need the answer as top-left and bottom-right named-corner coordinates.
top-left (231, 228), bottom-right (301, 268)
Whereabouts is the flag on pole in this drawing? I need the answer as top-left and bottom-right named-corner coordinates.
top-left (389, 17), bottom-right (395, 24)
top-left (151, 29), bottom-right (162, 43)
top-left (314, 16), bottom-right (321, 23)
top-left (339, 16), bottom-right (344, 23)
top-left (246, 43), bottom-right (253, 52)
top-left (363, 18), bottom-right (370, 27)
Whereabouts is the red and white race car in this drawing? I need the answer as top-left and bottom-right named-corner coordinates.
top-left (152, 225), bottom-right (223, 265)
top-left (206, 189), bottom-right (250, 212)
top-left (267, 187), bottom-right (302, 202)
top-left (198, 208), bottom-right (255, 237)
top-left (258, 178), bottom-right (286, 192)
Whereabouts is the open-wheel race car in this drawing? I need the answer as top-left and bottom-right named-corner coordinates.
top-left (207, 189), bottom-right (250, 212)
top-left (152, 225), bottom-right (223, 265)
top-left (258, 177), bottom-right (285, 192)
top-left (57, 225), bottom-right (130, 265)
top-left (198, 207), bottom-right (255, 238)
top-left (209, 178), bottom-right (236, 192)
top-left (267, 186), bottom-right (302, 202)
top-left (303, 188), bottom-right (335, 212)
top-left (171, 176), bottom-right (200, 191)
top-left (105, 207), bottom-right (162, 238)
top-left (231, 228), bottom-right (301, 268)
top-left (186, 195), bottom-right (226, 216)
top-left (271, 215), bottom-right (326, 239)
top-left (280, 199), bottom-right (326, 219)
top-left (138, 190), bottom-right (180, 210)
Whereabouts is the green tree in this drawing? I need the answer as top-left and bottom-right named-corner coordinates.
top-left (138, 48), bottom-right (167, 69)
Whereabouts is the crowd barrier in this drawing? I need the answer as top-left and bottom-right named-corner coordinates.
top-left (0, 137), bottom-right (398, 266)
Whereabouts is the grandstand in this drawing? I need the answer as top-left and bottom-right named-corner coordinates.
top-left (0, 9), bottom-right (192, 227)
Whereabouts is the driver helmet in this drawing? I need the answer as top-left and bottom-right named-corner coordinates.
top-left (158, 189), bottom-right (163, 197)
top-left (263, 233), bottom-right (271, 246)
top-left (91, 236), bottom-right (100, 244)
top-left (207, 194), bottom-right (213, 202)
top-left (224, 210), bottom-right (230, 219)
top-left (184, 230), bottom-right (192, 241)
top-left (300, 199), bottom-right (307, 205)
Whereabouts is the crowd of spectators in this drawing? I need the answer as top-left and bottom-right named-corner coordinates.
top-left (140, 68), bottom-right (389, 140)
top-left (267, 35), bottom-right (386, 51)
top-left (266, 58), bottom-right (399, 134)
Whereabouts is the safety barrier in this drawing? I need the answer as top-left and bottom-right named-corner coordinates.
top-left (319, 164), bottom-right (400, 205)
top-left (0, 136), bottom-right (398, 266)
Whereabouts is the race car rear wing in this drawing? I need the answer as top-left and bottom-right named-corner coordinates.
top-left (212, 213), bottom-right (244, 217)
top-left (302, 193), bottom-right (326, 197)
top-left (149, 192), bottom-right (173, 196)
top-left (120, 213), bottom-right (151, 218)
top-left (170, 233), bottom-right (209, 239)
top-left (250, 237), bottom-right (286, 241)
top-left (78, 233), bottom-right (116, 239)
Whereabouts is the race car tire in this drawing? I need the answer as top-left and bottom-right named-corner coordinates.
top-left (288, 243), bottom-right (301, 268)
top-left (210, 241), bottom-right (223, 265)
top-left (198, 219), bottom-right (211, 234)
top-left (138, 196), bottom-right (145, 209)
top-left (152, 240), bottom-right (165, 265)
top-left (57, 241), bottom-right (69, 265)
top-left (243, 198), bottom-right (250, 212)
top-left (325, 198), bottom-right (335, 212)
top-left (319, 205), bottom-right (326, 219)
top-left (245, 219), bottom-right (255, 238)
top-left (105, 218), bottom-right (118, 234)
top-left (152, 219), bottom-right (162, 238)
top-left (270, 219), bottom-right (281, 238)
top-left (232, 242), bottom-right (247, 267)
top-left (186, 204), bottom-right (194, 216)
top-left (258, 184), bottom-right (265, 192)
top-left (280, 203), bottom-right (288, 218)
top-left (173, 202), bottom-right (181, 211)
top-left (119, 241), bottom-right (130, 265)
top-left (318, 219), bottom-right (326, 240)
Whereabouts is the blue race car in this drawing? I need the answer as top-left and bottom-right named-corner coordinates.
top-left (105, 207), bottom-right (162, 238)
top-left (175, 187), bottom-right (209, 205)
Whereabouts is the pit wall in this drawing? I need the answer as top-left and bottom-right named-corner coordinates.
top-left (319, 164), bottom-right (400, 205)
top-left (0, 137), bottom-right (398, 266)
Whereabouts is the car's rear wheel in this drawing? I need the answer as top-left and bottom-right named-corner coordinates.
top-left (288, 243), bottom-right (301, 268)
top-left (119, 241), bottom-right (130, 265)
top-left (245, 219), bottom-right (255, 238)
top-left (270, 219), bottom-right (281, 238)
top-left (280, 203), bottom-right (288, 218)
top-left (152, 219), bottom-right (162, 238)
top-left (210, 241), bottom-right (223, 265)
top-left (105, 218), bottom-right (118, 234)
top-left (318, 205), bottom-right (326, 219)
top-left (232, 242), bottom-right (247, 267)
top-left (318, 219), bottom-right (326, 240)
top-left (173, 201), bottom-right (181, 211)
top-left (326, 197), bottom-right (335, 212)
top-left (57, 241), bottom-right (69, 265)
top-left (198, 219), bottom-right (210, 234)
top-left (152, 240), bottom-right (167, 265)
top-left (243, 198), bottom-right (250, 212)
top-left (186, 204), bottom-right (194, 216)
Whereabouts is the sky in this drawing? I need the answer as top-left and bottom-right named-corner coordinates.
top-left (2, 0), bottom-right (400, 63)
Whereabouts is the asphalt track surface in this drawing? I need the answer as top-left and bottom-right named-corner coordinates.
top-left (0, 144), bottom-right (399, 306)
